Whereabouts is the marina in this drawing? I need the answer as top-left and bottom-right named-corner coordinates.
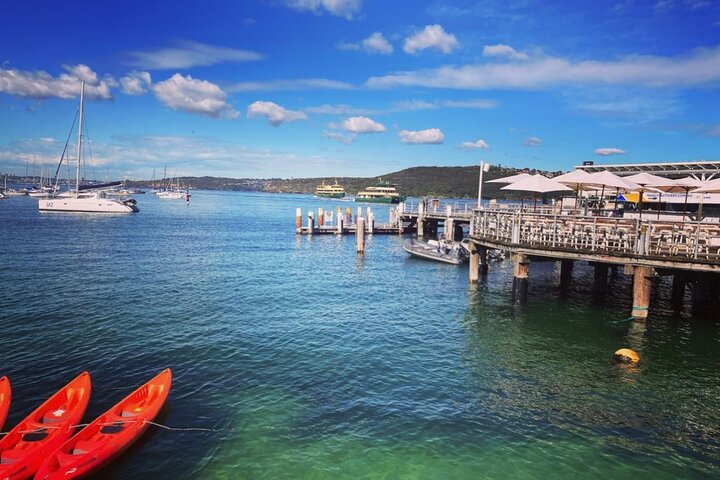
top-left (2, 190), bottom-right (720, 478)
top-left (3, 1), bottom-right (720, 477)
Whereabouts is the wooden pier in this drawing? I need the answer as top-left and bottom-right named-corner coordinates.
top-left (295, 206), bottom-right (411, 235)
top-left (468, 208), bottom-right (720, 318)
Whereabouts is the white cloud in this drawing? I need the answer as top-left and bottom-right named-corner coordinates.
top-left (524, 136), bottom-right (543, 146)
top-left (323, 130), bottom-right (354, 144)
top-left (228, 78), bottom-right (353, 92)
top-left (126, 41), bottom-right (263, 70)
top-left (368, 45), bottom-right (720, 89)
top-left (404, 25), bottom-right (459, 54)
top-left (120, 71), bottom-right (152, 95)
top-left (338, 32), bottom-right (393, 54)
top-left (595, 147), bottom-right (627, 155)
top-left (0, 64), bottom-right (113, 100)
top-left (460, 139), bottom-right (490, 149)
top-left (153, 74), bottom-right (239, 119)
top-left (247, 101), bottom-right (308, 126)
top-left (483, 44), bottom-right (529, 61)
top-left (284, 0), bottom-right (362, 19)
top-left (399, 128), bottom-right (444, 144)
top-left (341, 116), bottom-right (386, 133)
top-left (305, 104), bottom-right (380, 115)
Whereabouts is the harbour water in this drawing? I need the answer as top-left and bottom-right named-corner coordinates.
top-left (1, 191), bottom-right (719, 479)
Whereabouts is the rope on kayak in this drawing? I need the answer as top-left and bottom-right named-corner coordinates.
top-left (0, 420), bottom-right (216, 436)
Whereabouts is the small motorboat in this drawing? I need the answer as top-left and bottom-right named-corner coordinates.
top-left (36, 369), bottom-right (172, 480)
top-left (403, 238), bottom-right (468, 265)
top-left (0, 372), bottom-right (91, 480)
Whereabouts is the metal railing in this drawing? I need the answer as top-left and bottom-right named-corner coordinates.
top-left (471, 210), bottom-right (720, 262)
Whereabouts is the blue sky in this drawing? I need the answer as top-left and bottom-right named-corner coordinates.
top-left (1, 0), bottom-right (719, 180)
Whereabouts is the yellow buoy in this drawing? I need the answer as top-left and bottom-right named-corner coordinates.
top-left (614, 348), bottom-right (640, 364)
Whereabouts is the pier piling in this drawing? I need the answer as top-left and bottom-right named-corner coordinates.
top-left (631, 266), bottom-right (656, 319)
top-left (307, 211), bottom-right (315, 236)
top-left (512, 253), bottom-right (530, 304)
top-left (356, 217), bottom-right (365, 254)
top-left (560, 260), bottom-right (574, 290)
top-left (469, 243), bottom-right (479, 284)
top-left (295, 208), bottom-right (302, 232)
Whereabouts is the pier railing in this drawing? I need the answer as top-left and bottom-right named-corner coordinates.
top-left (471, 210), bottom-right (720, 262)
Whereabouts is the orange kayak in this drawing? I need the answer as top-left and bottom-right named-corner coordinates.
top-left (36, 368), bottom-right (172, 480)
top-left (0, 376), bottom-right (11, 431)
top-left (0, 372), bottom-right (91, 480)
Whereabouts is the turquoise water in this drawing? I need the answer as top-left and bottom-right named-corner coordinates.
top-left (1, 191), bottom-right (719, 479)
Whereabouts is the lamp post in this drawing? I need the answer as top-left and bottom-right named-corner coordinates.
top-left (477, 160), bottom-right (490, 208)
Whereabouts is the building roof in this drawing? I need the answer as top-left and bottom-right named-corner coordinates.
top-left (574, 160), bottom-right (720, 178)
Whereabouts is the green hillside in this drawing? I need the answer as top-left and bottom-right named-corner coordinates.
top-left (125, 165), bottom-right (565, 200)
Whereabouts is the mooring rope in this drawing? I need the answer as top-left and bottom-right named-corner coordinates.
top-left (0, 419), bottom-right (217, 436)
top-left (609, 316), bottom-right (636, 324)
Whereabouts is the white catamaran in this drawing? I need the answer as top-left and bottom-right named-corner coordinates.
top-left (38, 82), bottom-right (138, 213)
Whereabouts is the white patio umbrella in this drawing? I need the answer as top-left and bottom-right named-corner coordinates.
top-left (553, 170), bottom-right (597, 213)
top-left (640, 176), bottom-right (705, 220)
top-left (624, 172), bottom-right (679, 219)
top-left (583, 171), bottom-right (642, 215)
top-left (501, 174), bottom-right (572, 211)
top-left (486, 173), bottom-right (533, 184)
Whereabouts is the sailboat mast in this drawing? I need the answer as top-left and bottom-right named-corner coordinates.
top-left (75, 81), bottom-right (85, 195)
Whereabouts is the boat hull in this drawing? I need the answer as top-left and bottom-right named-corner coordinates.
top-left (0, 372), bottom-right (91, 480)
top-left (0, 376), bottom-right (10, 431)
top-left (38, 197), bottom-right (138, 213)
top-left (402, 240), bottom-right (465, 265)
top-left (315, 192), bottom-right (345, 198)
top-left (36, 369), bottom-right (172, 480)
top-left (354, 196), bottom-right (401, 204)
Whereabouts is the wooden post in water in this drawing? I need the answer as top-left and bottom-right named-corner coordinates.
top-left (356, 217), bottom-right (365, 254)
top-left (671, 272), bottom-right (686, 311)
top-left (398, 202), bottom-right (405, 235)
top-left (512, 253), bottom-right (530, 304)
top-left (336, 207), bottom-right (343, 234)
top-left (417, 201), bottom-right (425, 238)
top-left (357, 207), bottom-right (362, 223)
top-left (318, 208), bottom-right (324, 227)
top-left (469, 242), bottom-right (479, 284)
top-left (560, 260), bottom-right (573, 290)
top-left (630, 265), bottom-right (655, 319)
top-left (307, 211), bottom-right (315, 236)
top-left (367, 207), bottom-right (374, 234)
top-left (593, 263), bottom-right (609, 296)
top-left (295, 208), bottom-right (302, 233)
top-left (479, 247), bottom-right (488, 274)
top-left (445, 205), bottom-right (453, 240)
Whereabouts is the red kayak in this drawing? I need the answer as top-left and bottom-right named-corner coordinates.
top-left (36, 368), bottom-right (172, 480)
top-left (0, 376), bottom-right (11, 431)
top-left (0, 372), bottom-right (91, 480)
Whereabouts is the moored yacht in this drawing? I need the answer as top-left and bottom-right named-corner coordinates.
top-left (38, 82), bottom-right (138, 214)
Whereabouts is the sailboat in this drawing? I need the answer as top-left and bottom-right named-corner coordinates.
top-left (38, 82), bottom-right (139, 213)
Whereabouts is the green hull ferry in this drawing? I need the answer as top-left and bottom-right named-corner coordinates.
top-left (354, 181), bottom-right (406, 204)
top-left (315, 181), bottom-right (346, 198)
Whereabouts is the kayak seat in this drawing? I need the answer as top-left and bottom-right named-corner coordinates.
top-left (0, 448), bottom-right (25, 464)
top-left (72, 440), bottom-right (101, 455)
top-left (42, 408), bottom-right (67, 424)
top-left (22, 426), bottom-right (49, 442)
top-left (99, 422), bottom-right (126, 434)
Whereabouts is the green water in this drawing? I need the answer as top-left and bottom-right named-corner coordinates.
top-left (1, 192), bottom-right (719, 479)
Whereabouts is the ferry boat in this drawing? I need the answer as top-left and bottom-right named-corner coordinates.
top-left (354, 181), bottom-right (405, 204)
top-left (315, 180), bottom-right (346, 198)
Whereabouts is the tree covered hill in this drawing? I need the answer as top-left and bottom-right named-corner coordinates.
top-left (126, 164), bottom-right (564, 199)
